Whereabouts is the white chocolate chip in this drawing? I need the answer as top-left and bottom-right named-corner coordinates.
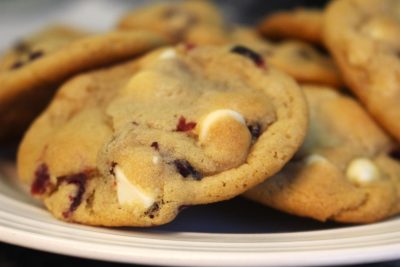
top-left (159, 49), bottom-right (177, 60)
top-left (346, 158), bottom-right (380, 186)
top-left (114, 166), bottom-right (154, 208)
top-left (152, 156), bottom-right (160, 165)
top-left (199, 109), bottom-right (246, 143)
top-left (305, 154), bottom-right (329, 165)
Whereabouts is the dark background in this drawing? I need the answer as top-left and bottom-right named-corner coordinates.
top-left (1, 0), bottom-right (400, 266)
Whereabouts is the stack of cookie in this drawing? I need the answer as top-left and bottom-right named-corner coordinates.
top-left (1, 0), bottom-right (399, 226)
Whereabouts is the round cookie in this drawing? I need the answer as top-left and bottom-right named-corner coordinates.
top-left (18, 45), bottom-right (308, 226)
top-left (243, 85), bottom-right (400, 223)
top-left (117, 1), bottom-right (227, 44)
top-left (324, 0), bottom-right (400, 141)
top-left (258, 8), bottom-right (323, 44)
top-left (231, 27), bottom-right (342, 87)
top-left (0, 27), bottom-right (166, 141)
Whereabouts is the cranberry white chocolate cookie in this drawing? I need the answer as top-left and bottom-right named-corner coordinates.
top-left (18, 45), bottom-right (307, 226)
top-left (324, 0), bottom-right (400, 141)
top-left (232, 28), bottom-right (342, 87)
top-left (258, 8), bottom-right (323, 44)
top-left (0, 26), bottom-right (166, 141)
top-left (244, 86), bottom-right (400, 223)
top-left (117, 1), bottom-right (227, 44)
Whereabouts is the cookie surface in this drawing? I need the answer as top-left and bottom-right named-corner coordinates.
top-left (232, 28), bottom-right (342, 87)
top-left (244, 85), bottom-right (400, 223)
top-left (0, 27), bottom-right (166, 141)
top-left (324, 0), bottom-right (400, 141)
top-left (18, 45), bottom-right (307, 226)
top-left (258, 8), bottom-right (323, 44)
top-left (117, 1), bottom-right (227, 44)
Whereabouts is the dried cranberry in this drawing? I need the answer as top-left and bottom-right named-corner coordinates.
top-left (248, 123), bottom-right (262, 141)
top-left (28, 50), bottom-right (44, 61)
top-left (174, 159), bottom-right (203, 180)
top-left (184, 42), bottom-right (196, 51)
top-left (176, 116), bottom-right (196, 132)
top-left (31, 163), bottom-right (51, 195)
top-left (57, 173), bottom-right (87, 218)
top-left (10, 61), bottom-right (24, 70)
top-left (389, 149), bottom-right (400, 160)
top-left (151, 142), bottom-right (160, 151)
top-left (231, 45), bottom-right (265, 68)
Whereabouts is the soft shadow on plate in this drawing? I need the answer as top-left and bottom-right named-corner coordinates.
top-left (142, 197), bottom-right (347, 234)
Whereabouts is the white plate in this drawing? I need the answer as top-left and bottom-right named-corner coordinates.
top-left (1, 1), bottom-right (400, 266)
top-left (1, 157), bottom-right (400, 267)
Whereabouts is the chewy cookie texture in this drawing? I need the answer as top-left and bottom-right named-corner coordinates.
top-left (230, 27), bottom-right (342, 87)
top-left (258, 8), bottom-right (324, 44)
top-left (6, 0), bottom-right (400, 227)
top-left (117, 1), bottom-right (227, 44)
top-left (244, 86), bottom-right (400, 223)
top-left (17, 46), bottom-right (307, 226)
top-left (0, 26), bottom-right (166, 142)
top-left (324, 0), bottom-right (400, 141)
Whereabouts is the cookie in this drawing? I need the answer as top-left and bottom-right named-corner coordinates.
top-left (244, 85), bottom-right (400, 223)
top-left (17, 45), bottom-right (308, 226)
top-left (324, 0), bottom-right (400, 141)
top-left (258, 8), bottom-right (323, 44)
top-left (231, 27), bottom-right (342, 87)
top-left (117, 1), bottom-right (227, 45)
top-left (0, 27), bottom-right (166, 141)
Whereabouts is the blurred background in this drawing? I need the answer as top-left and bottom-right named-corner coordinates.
top-left (2, 1), bottom-right (399, 267)
top-left (0, 0), bottom-right (329, 51)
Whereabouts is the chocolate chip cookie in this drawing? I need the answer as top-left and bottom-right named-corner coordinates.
top-left (324, 0), bottom-right (400, 141)
top-left (244, 85), bottom-right (400, 223)
top-left (18, 45), bottom-right (307, 226)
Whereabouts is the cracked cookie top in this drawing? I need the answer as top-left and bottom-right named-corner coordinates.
top-left (17, 45), bottom-right (307, 226)
top-left (244, 85), bottom-right (400, 223)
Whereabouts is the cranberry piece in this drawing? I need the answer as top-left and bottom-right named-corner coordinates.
top-left (57, 173), bottom-right (87, 218)
top-left (231, 45), bottom-right (265, 68)
top-left (176, 116), bottom-right (196, 132)
top-left (389, 149), bottom-right (400, 160)
top-left (151, 142), bottom-right (160, 151)
top-left (31, 163), bottom-right (51, 195)
top-left (248, 123), bottom-right (262, 141)
top-left (28, 50), bottom-right (44, 61)
top-left (10, 61), bottom-right (24, 70)
top-left (174, 159), bottom-right (203, 180)
top-left (184, 42), bottom-right (196, 51)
